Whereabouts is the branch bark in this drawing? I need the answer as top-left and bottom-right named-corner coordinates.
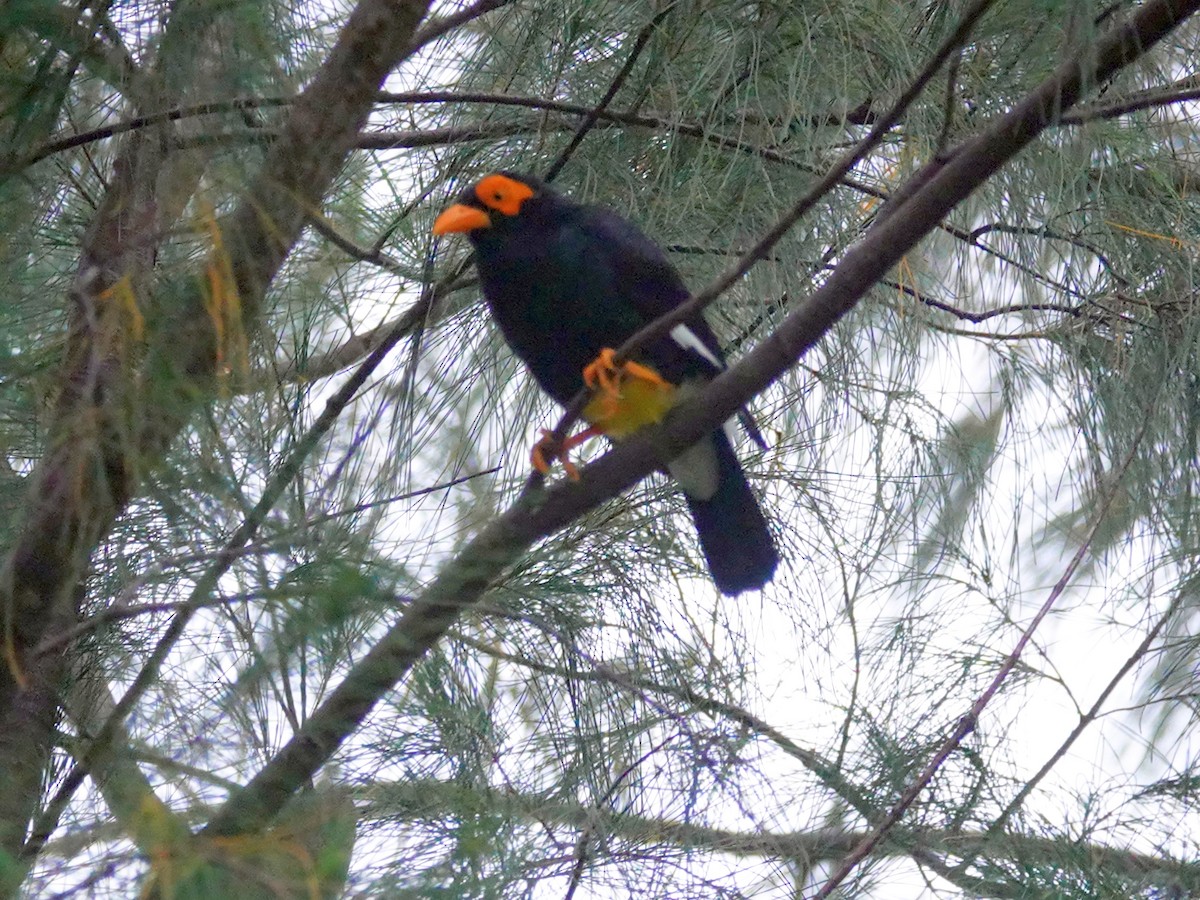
top-left (0, 0), bottom-right (436, 871)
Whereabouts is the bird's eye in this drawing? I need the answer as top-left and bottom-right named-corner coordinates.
top-left (475, 174), bottom-right (534, 216)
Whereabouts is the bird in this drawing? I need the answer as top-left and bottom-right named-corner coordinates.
top-left (432, 172), bottom-right (777, 595)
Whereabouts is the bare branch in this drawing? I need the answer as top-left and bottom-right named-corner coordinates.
top-left (543, 6), bottom-right (674, 183)
top-left (1060, 75), bottom-right (1200, 123)
top-left (407, 0), bottom-right (519, 55)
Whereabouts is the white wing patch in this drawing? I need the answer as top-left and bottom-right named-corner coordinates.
top-left (670, 324), bottom-right (723, 370)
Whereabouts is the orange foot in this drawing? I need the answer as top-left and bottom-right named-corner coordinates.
top-left (582, 348), bottom-right (670, 398)
top-left (531, 426), bottom-right (601, 480)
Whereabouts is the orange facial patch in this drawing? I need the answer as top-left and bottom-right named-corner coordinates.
top-left (474, 174), bottom-right (535, 217)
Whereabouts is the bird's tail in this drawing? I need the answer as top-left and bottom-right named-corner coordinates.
top-left (683, 431), bottom-right (777, 595)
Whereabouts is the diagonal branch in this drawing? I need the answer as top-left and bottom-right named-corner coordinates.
top-left (533, 0), bottom-right (998, 460)
top-left (407, 0), bottom-right (518, 55)
top-left (199, 0), bottom-right (1200, 840)
top-left (542, 5), bottom-right (674, 183)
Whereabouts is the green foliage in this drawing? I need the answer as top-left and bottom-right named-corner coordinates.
top-left (2, 0), bottom-right (1200, 897)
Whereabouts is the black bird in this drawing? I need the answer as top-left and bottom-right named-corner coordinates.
top-left (433, 172), bottom-right (777, 595)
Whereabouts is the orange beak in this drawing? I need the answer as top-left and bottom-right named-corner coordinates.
top-left (433, 203), bottom-right (491, 235)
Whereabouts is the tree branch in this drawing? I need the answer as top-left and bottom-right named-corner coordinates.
top-left (199, 0), bottom-right (1200, 842)
top-left (0, 0), bottom-right (438, 866)
top-left (358, 778), bottom-right (1200, 891)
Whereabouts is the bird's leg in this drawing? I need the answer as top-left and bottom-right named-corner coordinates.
top-left (583, 347), bottom-right (670, 397)
top-left (535, 350), bottom-right (671, 478)
top-left (531, 426), bottom-right (602, 480)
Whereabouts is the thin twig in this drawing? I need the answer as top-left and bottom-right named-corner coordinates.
top-left (307, 211), bottom-right (408, 274)
top-left (1060, 78), bottom-right (1200, 124)
top-left (563, 737), bottom-right (675, 900)
top-left (809, 420), bottom-right (1151, 898)
top-left (543, 5), bottom-right (674, 183)
top-left (449, 628), bottom-right (1200, 892)
top-left (985, 580), bottom-right (1191, 837)
top-left (407, 0), bottom-right (518, 55)
top-left (29, 469), bottom-right (495, 659)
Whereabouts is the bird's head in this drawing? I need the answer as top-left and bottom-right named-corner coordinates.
top-left (432, 172), bottom-right (549, 240)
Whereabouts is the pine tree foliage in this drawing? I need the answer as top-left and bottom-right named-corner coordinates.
top-left (2, 0), bottom-right (1200, 896)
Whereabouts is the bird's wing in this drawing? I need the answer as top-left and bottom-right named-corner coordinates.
top-left (578, 205), bottom-right (727, 376)
top-left (571, 204), bottom-right (767, 449)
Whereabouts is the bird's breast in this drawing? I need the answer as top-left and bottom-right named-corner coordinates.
top-left (478, 250), bottom-right (621, 404)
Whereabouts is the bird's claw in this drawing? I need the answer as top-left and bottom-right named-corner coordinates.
top-left (531, 427), bottom-right (600, 480)
top-left (583, 347), bottom-right (669, 398)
